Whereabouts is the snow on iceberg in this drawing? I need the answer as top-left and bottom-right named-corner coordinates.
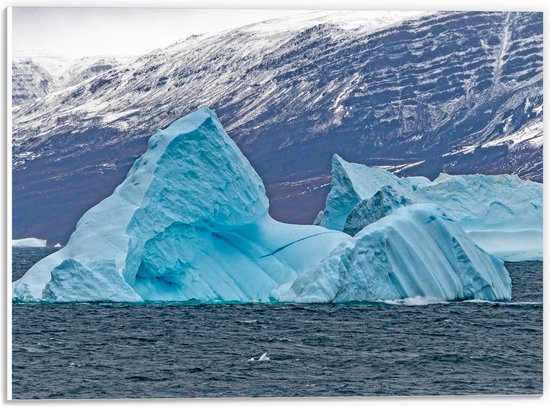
top-left (276, 204), bottom-right (512, 303)
top-left (12, 237), bottom-right (47, 248)
top-left (315, 155), bottom-right (542, 261)
top-left (12, 107), bottom-right (349, 303)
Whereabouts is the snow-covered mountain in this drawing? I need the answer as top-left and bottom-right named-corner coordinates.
top-left (12, 10), bottom-right (543, 244)
top-left (12, 59), bottom-right (55, 106)
top-left (12, 55), bottom-right (127, 105)
top-left (55, 56), bottom-right (128, 88)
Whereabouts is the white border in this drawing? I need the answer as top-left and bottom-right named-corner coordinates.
top-left (5, 5), bottom-right (12, 403)
top-left (0, 0), bottom-right (548, 11)
top-left (2, 1), bottom-right (547, 406)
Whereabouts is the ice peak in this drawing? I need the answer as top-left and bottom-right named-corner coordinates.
top-left (161, 106), bottom-right (219, 136)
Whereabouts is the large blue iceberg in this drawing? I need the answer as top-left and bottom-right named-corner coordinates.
top-left (13, 108), bottom-right (511, 303)
top-left (315, 155), bottom-right (542, 262)
top-left (12, 108), bottom-right (348, 303)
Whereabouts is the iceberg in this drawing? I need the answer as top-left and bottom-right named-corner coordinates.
top-left (276, 204), bottom-right (512, 303)
top-left (315, 155), bottom-right (542, 261)
top-left (12, 237), bottom-right (47, 248)
top-left (12, 108), bottom-right (349, 303)
top-left (12, 108), bottom-right (512, 304)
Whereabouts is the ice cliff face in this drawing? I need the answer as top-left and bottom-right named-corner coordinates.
top-left (316, 155), bottom-right (542, 261)
top-left (12, 109), bottom-right (512, 304)
top-left (276, 205), bottom-right (511, 303)
top-left (12, 108), bottom-right (348, 302)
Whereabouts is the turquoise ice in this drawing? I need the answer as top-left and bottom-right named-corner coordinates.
top-left (276, 204), bottom-right (511, 303)
top-left (12, 108), bottom-right (512, 303)
top-left (12, 108), bottom-right (348, 303)
top-left (316, 155), bottom-right (542, 262)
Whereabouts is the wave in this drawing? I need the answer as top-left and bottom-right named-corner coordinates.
top-left (463, 299), bottom-right (542, 306)
top-left (381, 297), bottom-right (450, 306)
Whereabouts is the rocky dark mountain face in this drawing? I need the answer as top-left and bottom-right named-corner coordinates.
top-left (12, 11), bottom-right (543, 244)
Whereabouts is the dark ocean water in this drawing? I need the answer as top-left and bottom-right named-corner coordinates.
top-left (12, 247), bottom-right (543, 399)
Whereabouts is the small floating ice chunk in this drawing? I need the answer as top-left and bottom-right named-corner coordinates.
top-left (240, 319), bottom-right (258, 324)
top-left (12, 237), bottom-right (47, 248)
top-left (249, 352), bottom-right (270, 362)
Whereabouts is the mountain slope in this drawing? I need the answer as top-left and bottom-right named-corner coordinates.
top-left (12, 59), bottom-right (55, 106)
top-left (12, 11), bottom-right (543, 244)
top-left (12, 55), bottom-right (126, 106)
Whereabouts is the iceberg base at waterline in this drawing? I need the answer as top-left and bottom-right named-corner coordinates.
top-left (12, 108), bottom-right (512, 304)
